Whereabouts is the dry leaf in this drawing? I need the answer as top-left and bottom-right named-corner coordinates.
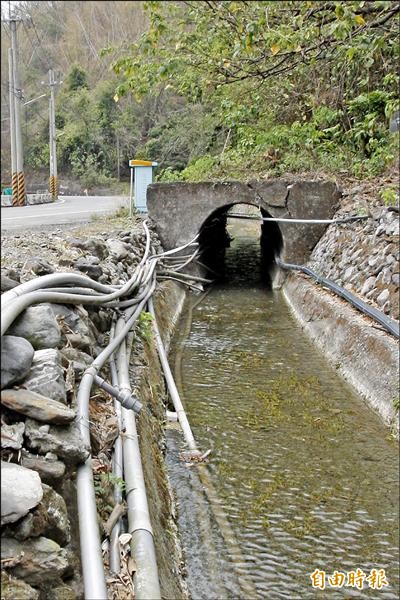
top-left (119, 533), bottom-right (132, 547)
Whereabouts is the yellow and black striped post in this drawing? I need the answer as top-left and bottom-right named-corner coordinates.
top-left (49, 174), bottom-right (58, 199)
top-left (11, 171), bottom-right (19, 206)
top-left (17, 171), bottom-right (26, 206)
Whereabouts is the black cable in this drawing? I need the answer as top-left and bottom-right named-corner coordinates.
top-left (277, 258), bottom-right (399, 339)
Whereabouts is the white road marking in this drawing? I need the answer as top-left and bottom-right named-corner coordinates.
top-left (2, 208), bottom-right (117, 220)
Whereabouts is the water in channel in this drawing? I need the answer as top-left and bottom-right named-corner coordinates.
top-left (166, 218), bottom-right (399, 600)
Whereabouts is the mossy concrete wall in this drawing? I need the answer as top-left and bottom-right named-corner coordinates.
top-left (283, 273), bottom-right (399, 434)
top-left (135, 281), bottom-right (187, 599)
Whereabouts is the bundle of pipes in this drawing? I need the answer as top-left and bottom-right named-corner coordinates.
top-left (0, 222), bottom-right (208, 600)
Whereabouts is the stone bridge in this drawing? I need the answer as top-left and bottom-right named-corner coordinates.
top-left (147, 180), bottom-right (341, 265)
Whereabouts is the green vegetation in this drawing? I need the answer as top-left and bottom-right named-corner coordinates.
top-left (137, 311), bottom-right (154, 343)
top-left (1, 1), bottom-right (398, 187)
top-left (112, 1), bottom-right (399, 182)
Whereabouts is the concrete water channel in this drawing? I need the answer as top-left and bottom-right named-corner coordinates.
top-left (166, 215), bottom-right (399, 599)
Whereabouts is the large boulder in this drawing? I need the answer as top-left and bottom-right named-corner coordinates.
top-left (12, 484), bottom-right (70, 547)
top-left (1, 536), bottom-right (72, 586)
top-left (23, 349), bottom-right (67, 404)
top-left (1, 461), bottom-right (43, 525)
top-left (8, 304), bottom-right (62, 350)
top-left (24, 419), bottom-right (90, 466)
top-left (1, 335), bottom-right (34, 389)
top-left (1, 389), bottom-right (75, 424)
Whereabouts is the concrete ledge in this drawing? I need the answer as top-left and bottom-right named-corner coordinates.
top-left (283, 272), bottom-right (399, 432)
top-left (26, 193), bottom-right (54, 205)
top-left (1, 193), bottom-right (54, 207)
top-left (1, 195), bottom-right (13, 207)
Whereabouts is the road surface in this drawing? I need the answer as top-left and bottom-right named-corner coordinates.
top-left (1, 195), bottom-right (130, 230)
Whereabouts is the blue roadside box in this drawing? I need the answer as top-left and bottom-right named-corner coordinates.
top-left (129, 160), bottom-right (158, 214)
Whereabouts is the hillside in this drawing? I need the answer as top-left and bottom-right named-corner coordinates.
top-left (1, 1), bottom-right (399, 197)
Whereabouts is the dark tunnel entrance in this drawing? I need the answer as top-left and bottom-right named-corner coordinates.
top-left (198, 204), bottom-right (283, 287)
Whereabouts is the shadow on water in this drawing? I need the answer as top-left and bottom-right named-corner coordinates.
top-left (198, 205), bottom-right (282, 289)
top-left (166, 220), bottom-right (399, 600)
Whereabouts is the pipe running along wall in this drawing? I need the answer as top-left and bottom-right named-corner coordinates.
top-left (0, 221), bottom-right (206, 599)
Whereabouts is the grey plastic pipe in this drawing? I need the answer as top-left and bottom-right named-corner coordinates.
top-left (94, 374), bottom-right (142, 413)
top-left (76, 281), bottom-right (155, 600)
top-left (1, 272), bottom-right (119, 305)
top-left (115, 316), bottom-right (161, 600)
top-left (2, 221), bottom-right (152, 313)
top-left (0, 264), bottom-right (156, 335)
top-left (109, 345), bottom-right (124, 575)
top-left (148, 297), bottom-right (199, 454)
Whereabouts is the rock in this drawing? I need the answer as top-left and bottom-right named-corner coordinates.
top-left (88, 308), bottom-right (110, 333)
top-left (1, 335), bottom-right (34, 390)
top-left (1, 536), bottom-right (72, 586)
top-left (8, 304), bottom-right (62, 350)
top-left (106, 238), bottom-right (130, 261)
top-left (368, 255), bottom-right (383, 268)
top-left (1, 389), bottom-right (75, 424)
top-left (24, 419), bottom-right (90, 466)
top-left (51, 304), bottom-right (97, 342)
top-left (1, 422), bottom-right (25, 450)
top-left (361, 276), bottom-right (376, 296)
top-left (376, 288), bottom-right (390, 307)
top-left (22, 258), bottom-right (54, 276)
top-left (60, 347), bottom-right (93, 375)
top-left (21, 451), bottom-right (66, 484)
top-left (13, 484), bottom-right (70, 546)
top-left (49, 585), bottom-right (78, 600)
top-left (23, 349), bottom-right (67, 404)
top-left (74, 256), bottom-right (103, 280)
top-left (343, 266), bottom-right (356, 282)
top-left (381, 268), bottom-right (393, 285)
top-left (68, 236), bottom-right (108, 259)
top-left (392, 273), bottom-right (400, 287)
top-left (1, 571), bottom-right (39, 600)
top-left (1, 461), bottom-right (43, 525)
top-left (1, 274), bottom-right (19, 291)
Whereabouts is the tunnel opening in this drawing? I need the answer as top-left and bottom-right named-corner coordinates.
top-left (198, 203), bottom-right (283, 287)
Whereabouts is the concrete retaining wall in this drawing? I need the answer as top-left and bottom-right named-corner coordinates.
top-left (283, 273), bottom-right (399, 433)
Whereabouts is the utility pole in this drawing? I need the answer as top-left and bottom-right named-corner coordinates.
top-left (48, 69), bottom-right (59, 199)
top-left (8, 48), bottom-right (17, 205)
top-left (9, 17), bottom-right (26, 206)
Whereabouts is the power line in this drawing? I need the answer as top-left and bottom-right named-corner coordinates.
top-left (22, 21), bottom-right (50, 72)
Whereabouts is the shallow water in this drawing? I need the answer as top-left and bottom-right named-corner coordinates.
top-left (166, 221), bottom-right (399, 600)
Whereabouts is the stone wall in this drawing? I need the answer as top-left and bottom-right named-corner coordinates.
top-left (1, 224), bottom-right (187, 599)
top-left (283, 190), bottom-right (399, 431)
top-left (308, 203), bottom-right (399, 321)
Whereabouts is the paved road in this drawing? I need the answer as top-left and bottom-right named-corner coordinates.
top-left (1, 195), bottom-right (130, 230)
